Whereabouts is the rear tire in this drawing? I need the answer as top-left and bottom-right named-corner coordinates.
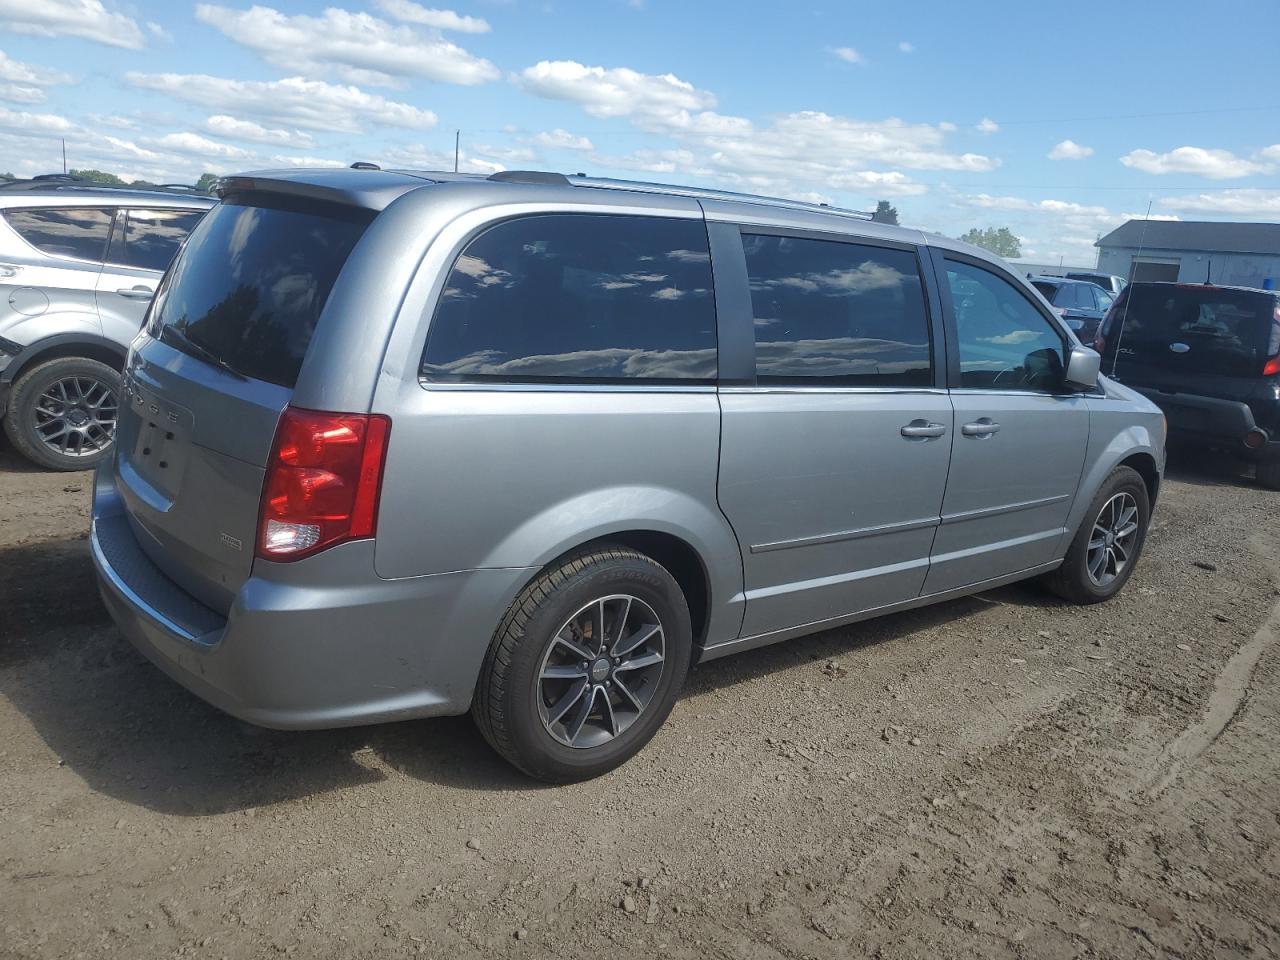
top-left (1256, 460), bottom-right (1280, 491)
top-left (473, 546), bottom-right (692, 782)
top-left (1044, 466), bottom-right (1150, 604)
top-left (2, 356), bottom-right (120, 471)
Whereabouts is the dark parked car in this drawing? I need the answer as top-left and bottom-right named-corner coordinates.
top-left (1094, 282), bottom-right (1280, 488)
top-left (1030, 276), bottom-right (1114, 341)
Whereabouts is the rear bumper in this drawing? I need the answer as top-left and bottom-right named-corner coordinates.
top-left (91, 466), bottom-right (533, 729)
top-left (1133, 387), bottom-right (1279, 462)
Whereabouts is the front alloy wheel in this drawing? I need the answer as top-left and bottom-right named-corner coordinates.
top-left (1086, 491), bottom-right (1140, 587)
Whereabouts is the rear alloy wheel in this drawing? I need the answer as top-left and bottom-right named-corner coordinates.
top-left (2, 356), bottom-right (120, 471)
top-left (474, 546), bottom-right (692, 782)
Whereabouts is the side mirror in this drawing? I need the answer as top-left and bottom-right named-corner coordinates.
top-left (1064, 344), bottom-right (1101, 390)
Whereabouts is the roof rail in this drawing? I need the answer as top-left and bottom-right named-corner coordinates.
top-left (350, 161), bottom-right (381, 170)
top-left (568, 175), bottom-right (874, 220)
top-left (488, 170), bottom-right (571, 185)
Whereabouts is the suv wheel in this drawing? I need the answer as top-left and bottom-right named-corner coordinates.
top-left (1044, 465), bottom-right (1150, 604)
top-left (1256, 461), bottom-right (1280, 491)
top-left (2, 356), bottom-right (120, 471)
top-left (474, 546), bottom-right (692, 782)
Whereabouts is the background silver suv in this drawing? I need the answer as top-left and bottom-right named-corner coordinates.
top-left (90, 167), bottom-right (1166, 781)
top-left (0, 177), bottom-right (213, 469)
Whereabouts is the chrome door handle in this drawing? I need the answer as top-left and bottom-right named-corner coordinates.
top-left (116, 286), bottom-right (155, 299)
top-left (961, 418), bottom-right (1001, 437)
top-left (900, 420), bottom-right (947, 440)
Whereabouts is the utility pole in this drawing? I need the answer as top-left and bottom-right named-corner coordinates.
top-left (61, 138), bottom-right (67, 174)
top-left (454, 130), bottom-right (460, 173)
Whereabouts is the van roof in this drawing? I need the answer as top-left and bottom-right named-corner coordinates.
top-left (218, 166), bottom-right (876, 222)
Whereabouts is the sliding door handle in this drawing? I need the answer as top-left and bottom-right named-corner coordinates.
top-left (961, 418), bottom-right (1001, 437)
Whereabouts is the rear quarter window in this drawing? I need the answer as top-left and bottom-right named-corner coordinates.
top-left (3, 207), bottom-right (114, 262)
top-left (421, 214), bottom-right (717, 383)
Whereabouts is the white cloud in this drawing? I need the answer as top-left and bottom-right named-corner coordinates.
top-left (1157, 189), bottom-right (1280, 218)
top-left (473, 143), bottom-right (537, 164)
top-left (1120, 146), bottom-right (1272, 179)
top-left (269, 154), bottom-right (347, 169)
top-left (831, 47), bottom-right (862, 64)
top-left (517, 60), bottom-right (716, 123)
top-left (373, 0), bottom-right (490, 33)
top-left (88, 113), bottom-right (138, 130)
top-left (898, 41), bottom-right (914, 53)
top-left (515, 59), bottom-right (995, 203)
top-left (975, 117), bottom-right (999, 134)
top-left (204, 115), bottom-right (314, 149)
top-left (1048, 139), bottom-right (1093, 161)
top-left (0, 106), bottom-right (74, 134)
top-left (125, 72), bottom-right (438, 133)
top-left (378, 143), bottom-right (503, 174)
top-left (0, 0), bottom-right (146, 49)
top-left (533, 128), bottom-right (593, 151)
top-left (148, 132), bottom-right (254, 161)
top-left (194, 4), bottom-right (498, 87)
top-left (0, 84), bottom-right (43, 104)
top-left (147, 21), bottom-right (173, 42)
top-left (0, 50), bottom-right (71, 87)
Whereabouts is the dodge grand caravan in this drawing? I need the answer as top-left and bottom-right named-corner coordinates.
top-left (91, 168), bottom-right (1166, 781)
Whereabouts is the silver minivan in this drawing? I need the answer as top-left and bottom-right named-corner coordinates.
top-left (91, 168), bottom-right (1165, 781)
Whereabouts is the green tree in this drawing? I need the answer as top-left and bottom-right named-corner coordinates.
top-left (959, 226), bottom-right (1022, 258)
top-left (69, 168), bottom-right (125, 185)
top-left (195, 172), bottom-right (219, 194)
top-left (871, 200), bottom-right (900, 225)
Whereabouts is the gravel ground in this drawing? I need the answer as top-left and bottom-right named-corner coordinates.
top-left (1, 437), bottom-right (1278, 960)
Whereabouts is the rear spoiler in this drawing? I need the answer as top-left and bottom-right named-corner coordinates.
top-left (215, 169), bottom-right (434, 212)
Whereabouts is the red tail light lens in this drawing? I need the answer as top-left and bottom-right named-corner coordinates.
top-left (1264, 355), bottom-right (1280, 377)
top-left (257, 407), bottom-right (391, 561)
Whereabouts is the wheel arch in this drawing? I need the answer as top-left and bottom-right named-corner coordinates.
top-left (2, 333), bottom-right (127, 388)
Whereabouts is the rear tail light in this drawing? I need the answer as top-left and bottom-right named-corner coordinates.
top-left (1244, 428), bottom-right (1268, 450)
top-left (1265, 356), bottom-right (1280, 377)
top-left (257, 407), bottom-right (391, 561)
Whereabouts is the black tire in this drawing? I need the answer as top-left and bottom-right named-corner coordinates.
top-left (1043, 465), bottom-right (1150, 604)
top-left (2, 356), bottom-right (120, 471)
top-left (473, 546), bottom-right (692, 782)
top-left (1256, 460), bottom-right (1280, 491)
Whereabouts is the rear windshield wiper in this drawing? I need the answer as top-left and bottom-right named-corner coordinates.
top-left (158, 326), bottom-right (248, 381)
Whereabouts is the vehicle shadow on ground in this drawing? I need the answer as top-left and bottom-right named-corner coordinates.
top-left (1162, 445), bottom-right (1258, 489)
top-left (0, 530), bottom-right (1053, 814)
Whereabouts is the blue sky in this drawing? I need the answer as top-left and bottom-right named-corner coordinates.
top-left (1, 0), bottom-right (1277, 265)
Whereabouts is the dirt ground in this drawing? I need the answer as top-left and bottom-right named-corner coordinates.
top-left (1, 435), bottom-right (1278, 960)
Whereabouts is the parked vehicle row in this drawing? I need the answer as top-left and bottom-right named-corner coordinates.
top-left (1030, 275), bottom-right (1115, 341)
top-left (0, 177), bottom-right (214, 469)
top-left (88, 166), bottom-right (1165, 780)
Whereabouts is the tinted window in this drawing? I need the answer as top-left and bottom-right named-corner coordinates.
top-left (110, 208), bottom-right (206, 271)
top-left (1032, 280), bottom-right (1059, 302)
top-left (422, 215), bottom-right (716, 382)
top-left (947, 260), bottom-right (1065, 391)
top-left (1102, 284), bottom-right (1278, 378)
top-left (1095, 288), bottom-right (1115, 311)
top-left (149, 199), bottom-right (369, 388)
top-left (742, 234), bottom-right (931, 385)
top-left (4, 207), bottom-right (113, 262)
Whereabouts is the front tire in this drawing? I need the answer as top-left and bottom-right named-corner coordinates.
top-left (473, 546), bottom-right (692, 782)
top-left (2, 356), bottom-right (120, 471)
top-left (1044, 465), bottom-right (1150, 604)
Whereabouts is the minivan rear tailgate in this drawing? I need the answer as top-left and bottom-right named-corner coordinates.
top-left (115, 339), bottom-right (290, 613)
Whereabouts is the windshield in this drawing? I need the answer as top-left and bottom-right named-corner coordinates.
top-left (147, 197), bottom-right (371, 388)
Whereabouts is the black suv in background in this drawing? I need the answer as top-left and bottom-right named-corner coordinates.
top-left (1030, 276), bottom-right (1113, 341)
top-left (1095, 282), bottom-right (1280, 488)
